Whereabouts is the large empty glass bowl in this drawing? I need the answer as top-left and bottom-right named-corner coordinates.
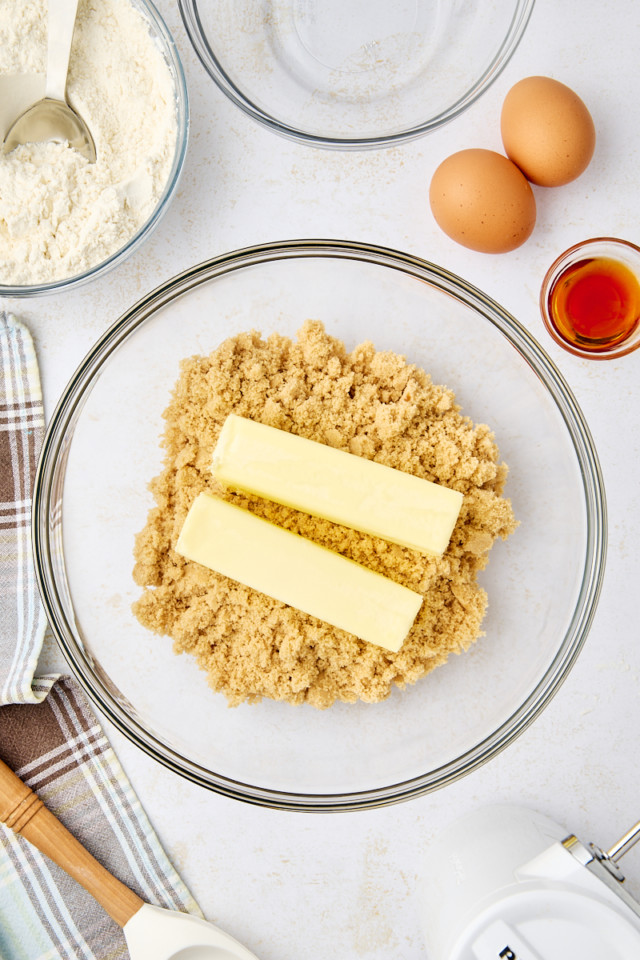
top-left (34, 241), bottom-right (606, 811)
top-left (179, 0), bottom-right (534, 147)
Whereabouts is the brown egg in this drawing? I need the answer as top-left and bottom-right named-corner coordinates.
top-left (501, 76), bottom-right (596, 187)
top-left (429, 148), bottom-right (536, 253)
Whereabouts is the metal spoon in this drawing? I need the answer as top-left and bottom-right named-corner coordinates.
top-left (3, 0), bottom-right (96, 161)
top-left (0, 757), bottom-right (260, 960)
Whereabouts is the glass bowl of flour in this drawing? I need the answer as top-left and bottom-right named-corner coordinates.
top-left (0, 0), bottom-right (188, 296)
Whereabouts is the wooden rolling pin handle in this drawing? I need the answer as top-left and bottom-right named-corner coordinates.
top-left (2, 785), bottom-right (44, 832)
top-left (0, 757), bottom-right (144, 928)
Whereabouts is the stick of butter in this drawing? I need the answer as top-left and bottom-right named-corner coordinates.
top-left (176, 493), bottom-right (423, 653)
top-left (211, 414), bottom-right (463, 557)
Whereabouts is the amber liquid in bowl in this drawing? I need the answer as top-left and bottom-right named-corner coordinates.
top-left (547, 256), bottom-right (640, 352)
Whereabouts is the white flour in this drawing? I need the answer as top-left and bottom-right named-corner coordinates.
top-left (0, 0), bottom-right (178, 285)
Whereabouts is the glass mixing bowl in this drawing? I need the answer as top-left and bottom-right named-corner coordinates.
top-left (33, 240), bottom-right (606, 811)
top-left (179, 0), bottom-right (534, 148)
top-left (0, 0), bottom-right (189, 298)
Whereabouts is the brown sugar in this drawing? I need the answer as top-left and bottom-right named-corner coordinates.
top-left (132, 321), bottom-right (517, 709)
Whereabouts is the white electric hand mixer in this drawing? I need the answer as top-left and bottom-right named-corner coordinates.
top-left (419, 804), bottom-right (640, 960)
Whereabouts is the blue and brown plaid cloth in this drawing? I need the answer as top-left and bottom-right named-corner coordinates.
top-left (0, 313), bottom-right (200, 959)
top-left (0, 313), bottom-right (51, 705)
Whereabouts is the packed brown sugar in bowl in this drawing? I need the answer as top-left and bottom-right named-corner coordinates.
top-left (132, 321), bottom-right (517, 709)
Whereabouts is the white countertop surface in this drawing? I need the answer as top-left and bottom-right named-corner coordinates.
top-left (5, 0), bottom-right (640, 956)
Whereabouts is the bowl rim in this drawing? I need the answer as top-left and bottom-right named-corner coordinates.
top-left (177, 0), bottom-right (535, 149)
top-left (33, 239), bottom-right (607, 812)
top-left (0, 0), bottom-right (190, 298)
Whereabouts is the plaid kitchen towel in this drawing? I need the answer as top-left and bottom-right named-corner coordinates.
top-left (0, 313), bottom-right (53, 705)
top-left (0, 313), bottom-right (202, 959)
top-left (0, 677), bottom-right (201, 960)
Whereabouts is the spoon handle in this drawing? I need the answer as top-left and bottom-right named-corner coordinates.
top-left (46, 0), bottom-right (81, 102)
top-left (0, 756), bottom-right (144, 928)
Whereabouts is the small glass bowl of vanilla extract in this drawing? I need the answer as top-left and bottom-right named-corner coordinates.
top-left (540, 238), bottom-right (640, 360)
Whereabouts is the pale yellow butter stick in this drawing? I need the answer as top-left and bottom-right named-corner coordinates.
top-left (176, 493), bottom-right (423, 653)
top-left (212, 414), bottom-right (463, 557)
